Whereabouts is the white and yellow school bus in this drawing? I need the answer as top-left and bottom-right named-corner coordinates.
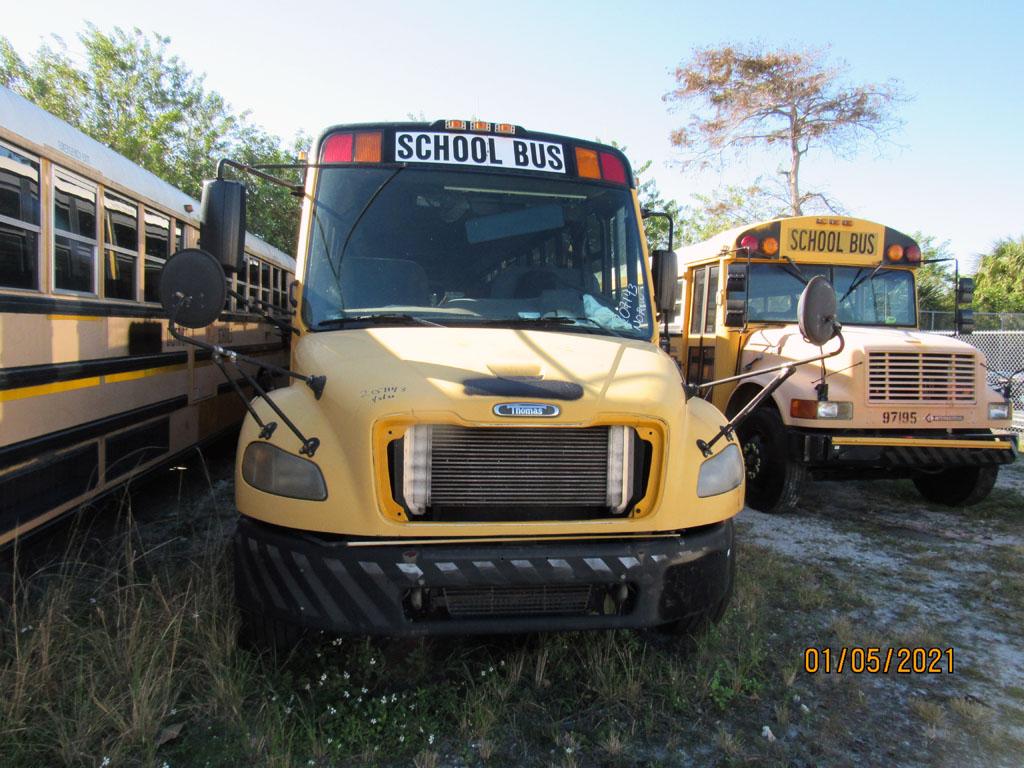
top-left (166, 120), bottom-right (769, 643)
top-left (673, 215), bottom-right (1017, 513)
top-left (0, 85), bottom-right (295, 547)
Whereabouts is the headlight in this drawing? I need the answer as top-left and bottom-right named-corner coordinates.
top-left (988, 402), bottom-right (1011, 420)
top-left (697, 443), bottom-right (744, 498)
top-left (790, 399), bottom-right (853, 420)
top-left (242, 442), bottom-right (327, 500)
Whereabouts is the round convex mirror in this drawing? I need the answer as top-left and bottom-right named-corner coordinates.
top-left (798, 275), bottom-right (839, 346)
top-left (159, 248), bottom-right (227, 329)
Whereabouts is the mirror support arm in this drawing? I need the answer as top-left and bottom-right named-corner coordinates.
top-left (692, 332), bottom-right (846, 457)
top-left (216, 158), bottom-right (304, 194)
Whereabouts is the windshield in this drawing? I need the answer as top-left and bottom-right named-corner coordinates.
top-left (302, 168), bottom-right (652, 339)
top-left (745, 263), bottom-right (917, 326)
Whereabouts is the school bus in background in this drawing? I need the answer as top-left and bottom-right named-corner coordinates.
top-left (672, 215), bottom-right (1017, 513)
top-left (156, 119), bottom-right (801, 645)
top-left (0, 85), bottom-right (294, 547)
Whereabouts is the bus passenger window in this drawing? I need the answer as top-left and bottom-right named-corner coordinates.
top-left (247, 258), bottom-right (259, 304)
top-left (174, 221), bottom-right (185, 252)
top-left (53, 169), bottom-right (97, 294)
top-left (689, 268), bottom-right (706, 335)
top-left (704, 266), bottom-right (719, 333)
top-left (103, 191), bottom-right (139, 300)
top-left (0, 141), bottom-right (40, 290)
top-left (143, 210), bottom-right (169, 303)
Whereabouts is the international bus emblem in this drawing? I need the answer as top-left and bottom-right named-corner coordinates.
top-left (493, 403), bottom-right (560, 418)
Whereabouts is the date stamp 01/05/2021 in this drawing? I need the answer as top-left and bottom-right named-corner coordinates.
top-left (803, 647), bottom-right (955, 675)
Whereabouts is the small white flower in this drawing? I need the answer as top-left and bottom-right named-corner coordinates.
top-left (343, 690), bottom-right (350, 699)
top-left (361, 687), bottom-right (368, 694)
top-left (170, 708), bottom-right (177, 715)
top-left (370, 717), bottom-right (378, 725)
top-left (399, 735), bottom-right (405, 743)
top-left (565, 747), bottom-right (573, 754)
top-left (304, 683), bottom-right (311, 691)
top-left (369, 657), bottom-right (377, 666)
top-left (380, 695), bottom-right (387, 704)
top-left (191, 612), bottom-right (199, 619)
top-left (343, 671), bottom-right (350, 680)
top-left (100, 759), bottom-right (111, 768)
top-left (428, 734), bottom-right (435, 745)
top-left (89, 597), bottom-right (97, 604)
top-left (327, 737), bottom-right (333, 745)
top-left (285, 707), bottom-right (293, 715)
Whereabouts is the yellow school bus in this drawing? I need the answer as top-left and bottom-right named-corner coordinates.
top-left (673, 215), bottom-right (1017, 513)
top-left (0, 86), bottom-right (294, 548)
top-left (157, 120), bottom-right (793, 644)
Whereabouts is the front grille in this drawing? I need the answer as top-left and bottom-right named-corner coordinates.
top-left (442, 585), bottom-right (595, 617)
top-left (867, 352), bottom-right (976, 403)
top-left (431, 425), bottom-right (609, 508)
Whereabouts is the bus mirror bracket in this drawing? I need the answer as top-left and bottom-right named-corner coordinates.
top-left (692, 276), bottom-right (844, 457)
top-left (158, 249), bottom-right (327, 456)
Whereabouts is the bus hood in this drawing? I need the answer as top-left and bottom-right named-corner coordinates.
top-left (293, 326), bottom-right (685, 423)
top-left (745, 324), bottom-right (982, 365)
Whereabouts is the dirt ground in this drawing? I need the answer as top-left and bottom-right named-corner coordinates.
top-left (733, 459), bottom-right (1024, 767)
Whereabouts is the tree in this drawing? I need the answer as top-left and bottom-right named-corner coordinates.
top-left (1, 26), bottom-right (304, 254)
top-left (664, 45), bottom-right (906, 216)
top-left (974, 237), bottom-right (1024, 312)
top-left (913, 233), bottom-right (955, 314)
top-left (676, 182), bottom-right (784, 246)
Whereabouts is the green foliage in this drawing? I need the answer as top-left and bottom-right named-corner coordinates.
top-left (665, 44), bottom-right (906, 215)
top-left (912, 233), bottom-right (955, 312)
top-left (677, 182), bottom-right (784, 245)
top-left (1, 26), bottom-right (304, 254)
top-left (974, 236), bottom-right (1024, 312)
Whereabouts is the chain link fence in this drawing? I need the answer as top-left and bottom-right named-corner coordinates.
top-left (920, 311), bottom-right (1024, 433)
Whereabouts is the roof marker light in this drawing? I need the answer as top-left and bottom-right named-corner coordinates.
top-left (445, 120), bottom-right (467, 130)
top-left (470, 121), bottom-right (492, 132)
top-left (495, 123), bottom-right (516, 135)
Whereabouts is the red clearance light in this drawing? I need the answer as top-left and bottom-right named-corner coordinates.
top-left (887, 244), bottom-right (905, 261)
top-left (470, 121), bottom-right (492, 132)
top-left (906, 244), bottom-right (921, 263)
top-left (445, 119), bottom-right (467, 130)
top-left (739, 235), bottom-right (760, 252)
top-left (575, 147), bottom-right (600, 179)
top-left (322, 133), bottom-right (353, 163)
top-left (599, 152), bottom-right (627, 184)
top-left (354, 131), bottom-right (382, 163)
top-left (495, 123), bottom-right (515, 135)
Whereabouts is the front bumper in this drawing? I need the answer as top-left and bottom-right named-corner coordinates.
top-left (233, 516), bottom-right (734, 636)
top-left (788, 430), bottom-right (1018, 469)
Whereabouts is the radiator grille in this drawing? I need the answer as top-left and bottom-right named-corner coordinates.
top-left (429, 425), bottom-right (609, 507)
top-left (867, 352), bottom-right (976, 403)
top-left (442, 585), bottom-right (594, 617)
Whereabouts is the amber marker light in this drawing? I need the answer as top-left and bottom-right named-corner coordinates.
top-left (470, 121), bottom-right (492, 132)
top-left (887, 244), bottom-right (905, 261)
top-left (495, 123), bottom-right (516, 134)
top-left (354, 132), bottom-right (382, 163)
top-left (575, 147), bottom-right (600, 179)
top-left (445, 119), bottom-right (467, 130)
top-left (762, 236), bottom-right (780, 256)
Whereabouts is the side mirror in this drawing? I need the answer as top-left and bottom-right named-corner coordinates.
top-left (956, 276), bottom-right (974, 306)
top-left (956, 308), bottom-right (975, 335)
top-left (651, 248), bottom-right (679, 319)
top-left (159, 248), bottom-right (227, 328)
top-left (798, 275), bottom-right (840, 346)
top-left (723, 263), bottom-right (747, 328)
top-left (199, 179), bottom-right (247, 273)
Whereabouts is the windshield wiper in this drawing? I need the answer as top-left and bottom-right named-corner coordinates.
top-left (455, 316), bottom-right (628, 336)
top-left (313, 313), bottom-right (444, 330)
top-left (838, 263), bottom-right (884, 304)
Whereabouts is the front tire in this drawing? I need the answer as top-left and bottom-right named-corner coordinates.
top-left (736, 407), bottom-right (807, 513)
top-left (912, 466), bottom-right (999, 506)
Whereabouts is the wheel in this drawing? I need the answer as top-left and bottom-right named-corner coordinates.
top-left (736, 407), bottom-right (807, 513)
top-left (912, 466), bottom-right (999, 506)
top-left (238, 609), bottom-right (308, 653)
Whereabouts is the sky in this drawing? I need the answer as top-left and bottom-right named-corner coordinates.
top-left (5, 0), bottom-right (1023, 271)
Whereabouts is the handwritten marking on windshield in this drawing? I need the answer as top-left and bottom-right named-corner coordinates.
top-left (360, 385), bottom-right (407, 403)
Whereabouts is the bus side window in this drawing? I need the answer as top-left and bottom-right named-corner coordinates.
top-left (704, 265), bottom-right (719, 333)
top-left (0, 141), bottom-right (41, 291)
top-left (688, 267), bottom-right (705, 335)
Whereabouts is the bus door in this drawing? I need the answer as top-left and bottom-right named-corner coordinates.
top-left (684, 262), bottom-right (720, 397)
